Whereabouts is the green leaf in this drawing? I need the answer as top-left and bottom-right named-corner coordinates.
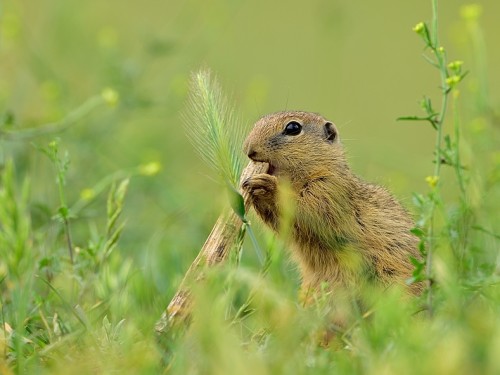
top-left (397, 115), bottom-right (429, 121)
top-left (410, 227), bottom-right (425, 237)
top-left (38, 257), bottom-right (52, 268)
top-left (410, 256), bottom-right (424, 268)
top-left (418, 240), bottom-right (426, 255)
top-left (227, 184), bottom-right (246, 222)
top-left (245, 224), bottom-right (265, 265)
top-left (1, 110), bottom-right (15, 127)
top-left (58, 205), bottom-right (69, 218)
top-left (472, 225), bottom-right (500, 241)
top-left (412, 193), bottom-right (426, 208)
top-left (397, 115), bottom-right (438, 130)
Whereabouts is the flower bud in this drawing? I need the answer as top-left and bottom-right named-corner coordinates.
top-left (425, 175), bottom-right (439, 188)
top-left (447, 60), bottom-right (464, 72)
top-left (139, 162), bottom-right (162, 176)
top-left (413, 22), bottom-right (425, 34)
top-left (101, 88), bottom-right (119, 107)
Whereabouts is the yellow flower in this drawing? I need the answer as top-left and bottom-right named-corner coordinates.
top-left (425, 175), bottom-right (439, 188)
top-left (48, 139), bottom-right (59, 151)
top-left (101, 88), bottom-right (119, 107)
top-left (139, 162), bottom-right (161, 176)
top-left (80, 188), bottom-right (96, 201)
top-left (413, 22), bottom-right (425, 34)
top-left (461, 4), bottom-right (482, 21)
top-left (447, 60), bottom-right (464, 71)
top-left (446, 75), bottom-right (462, 87)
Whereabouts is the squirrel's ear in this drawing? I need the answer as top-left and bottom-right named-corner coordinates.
top-left (324, 122), bottom-right (337, 143)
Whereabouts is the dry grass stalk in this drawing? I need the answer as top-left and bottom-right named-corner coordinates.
top-left (155, 161), bottom-right (268, 335)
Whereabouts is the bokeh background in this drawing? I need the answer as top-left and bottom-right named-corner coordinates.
top-left (1, 0), bottom-right (499, 331)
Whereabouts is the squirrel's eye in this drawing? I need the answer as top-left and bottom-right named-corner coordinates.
top-left (283, 121), bottom-right (302, 136)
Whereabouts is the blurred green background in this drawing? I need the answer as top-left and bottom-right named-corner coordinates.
top-left (1, 0), bottom-right (499, 331)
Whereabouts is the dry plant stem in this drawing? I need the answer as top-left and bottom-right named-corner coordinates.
top-left (155, 161), bottom-right (268, 335)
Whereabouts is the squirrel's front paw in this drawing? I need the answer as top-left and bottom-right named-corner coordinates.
top-left (242, 173), bottom-right (278, 198)
top-left (242, 173), bottom-right (279, 229)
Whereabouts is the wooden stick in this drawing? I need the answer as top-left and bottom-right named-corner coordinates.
top-left (155, 161), bottom-right (268, 335)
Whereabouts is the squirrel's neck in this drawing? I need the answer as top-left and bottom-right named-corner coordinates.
top-left (287, 154), bottom-right (352, 186)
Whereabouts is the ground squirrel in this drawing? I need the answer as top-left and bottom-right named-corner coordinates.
top-left (242, 111), bottom-right (422, 298)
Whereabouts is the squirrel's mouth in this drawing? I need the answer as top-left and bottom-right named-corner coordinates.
top-left (267, 163), bottom-right (276, 176)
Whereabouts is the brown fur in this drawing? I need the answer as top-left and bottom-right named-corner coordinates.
top-left (242, 111), bottom-right (422, 297)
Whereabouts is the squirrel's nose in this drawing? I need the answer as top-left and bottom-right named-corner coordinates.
top-left (243, 137), bottom-right (259, 160)
top-left (247, 149), bottom-right (258, 160)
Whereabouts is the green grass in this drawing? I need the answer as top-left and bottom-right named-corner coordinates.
top-left (1, 1), bottom-right (500, 374)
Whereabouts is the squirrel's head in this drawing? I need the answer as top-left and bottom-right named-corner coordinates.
top-left (243, 111), bottom-right (347, 181)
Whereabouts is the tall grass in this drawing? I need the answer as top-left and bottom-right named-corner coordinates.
top-left (185, 69), bottom-right (245, 191)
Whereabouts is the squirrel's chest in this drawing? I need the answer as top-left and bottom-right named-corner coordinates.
top-left (292, 238), bottom-right (373, 290)
top-left (291, 229), bottom-right (371, 284)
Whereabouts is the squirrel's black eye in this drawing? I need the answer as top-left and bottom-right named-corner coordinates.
top-left (283, 121), bottom-right (302, 136)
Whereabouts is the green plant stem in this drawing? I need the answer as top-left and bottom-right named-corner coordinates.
top-left (63, 217), bottom-right (74, 264)
top-left (0, 276), bottom-right (6, 359)
top-left (431, 0), bottom-right (438, 47)
top-left (55, 167), bottom-right (74, 264)
top-left (0, 95), bottom-right (104, 141)
top-left (452, 93), bottom-right (466, 196)
top-left (426, 0), bottom-right (449, 314)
